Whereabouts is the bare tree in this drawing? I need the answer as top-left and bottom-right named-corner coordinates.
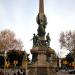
top-left (0, 29), bottom-right (23, 51)
top-left (59, 31), bottom-right (65, 48)
top-left (59, 30), bottom-right (75, 51)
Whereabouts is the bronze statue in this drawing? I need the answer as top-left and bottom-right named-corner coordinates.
top-left (46, 33), bottom-right (51, 47)
top-left (37, 14), bottom-right (47, 37)
top-left (38, 24), bottom-right (45, 37)
top-left (31, 34), bottom-right (38, 47)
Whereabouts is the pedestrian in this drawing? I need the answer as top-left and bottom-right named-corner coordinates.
top-left (17, 70), bottom-right (20, 75)
top-left (20, 69), bottom-right (23, 75)
top-left (23, 71), bottom-right (25, 75)
top-left (13, 73), bottom-right (16, 75)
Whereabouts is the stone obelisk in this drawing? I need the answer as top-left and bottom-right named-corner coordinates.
top-left (28, 0), bottom-right (57, 75)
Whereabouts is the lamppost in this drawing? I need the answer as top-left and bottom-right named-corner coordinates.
top-left (4, 51), bottom-right (7, 75)
top-left (25, 54), bottom-right (28, 75)
top-left (72, 49), bottom-right (75, 69)
top-left (57, 52), bottom-right (61, 69)
top-left (73, 51), bottom-right (75, 69)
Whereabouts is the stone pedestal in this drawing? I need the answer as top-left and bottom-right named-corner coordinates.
top-left (28, 67), bottom-right (57, 75)
top-left (28, 47), bottom-right (57, 75)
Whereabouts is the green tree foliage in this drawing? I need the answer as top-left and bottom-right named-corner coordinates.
top-left (66, 52), bottom-right (74, 64)
top-left (7, 50), bottom-right (18, 64)
top-left (7, 50), bottom-right (25, 66)
top-left (0, 56), bottom-right (4, 68)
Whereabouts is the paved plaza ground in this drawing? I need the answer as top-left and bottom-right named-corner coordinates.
top-left (57, 70), bottom-right (75, 75)
top-left (0, 69), bottom-right (75, 75)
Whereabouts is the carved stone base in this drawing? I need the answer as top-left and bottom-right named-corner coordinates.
top-left (29, 46), bottom-right (57, 75)
top-left (28, 67), bottom-right (57, 75)
top-left (28, 57), bottom-right (57, 75)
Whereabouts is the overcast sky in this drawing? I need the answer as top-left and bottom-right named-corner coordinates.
top-left (0, 0), bottom-right (75, 57)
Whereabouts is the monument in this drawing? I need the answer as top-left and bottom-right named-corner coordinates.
top-left (28, 0), bottom-right (57, 75)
